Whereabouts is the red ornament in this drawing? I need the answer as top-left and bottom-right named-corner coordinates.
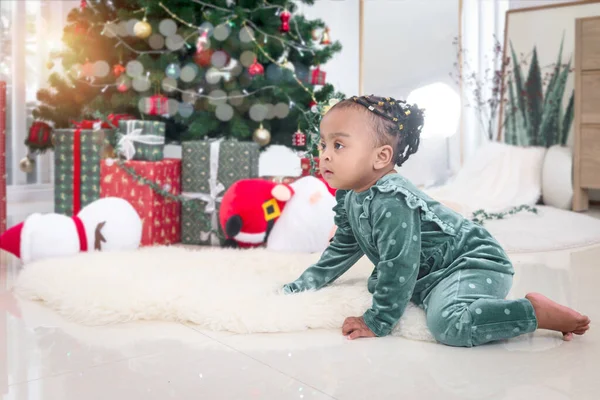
top-left (292, 130), bottom-right (306, 147)
top-left (194, 49), bottom-right (214, 67)
top-left (145, 95), bottom-right (169, 116)
top-left (26, 121), bottom-right (53, 149)
top-left (280, 10), bottom-right (291, 33)
top-left (310, 66), bottom-right (326, 85)
top-left (308, 100), bottom-right (317, 108)
top-left (113, 64), bottom-right (126, 77)
top-left (80, 0), bottom-right (87, 9)
top-left (248, 59), bottom-right (264, 76)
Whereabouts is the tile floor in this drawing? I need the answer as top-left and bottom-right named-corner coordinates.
top-left (1, 242), bottom-right (599, 399)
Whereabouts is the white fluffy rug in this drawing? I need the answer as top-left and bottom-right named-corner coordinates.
top-left (14, 247), bottom-right (435, 342)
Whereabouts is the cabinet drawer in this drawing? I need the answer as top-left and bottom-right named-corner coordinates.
top-left (582, 18), bottom-right (600, 70)
top-left (581, 72), bottom-right (600, 124)
top-left (580, 126), bottom-right (600, 188)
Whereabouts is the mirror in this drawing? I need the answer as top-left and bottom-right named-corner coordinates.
top-left (361, 0), bottom-right (461, 186)
top-left (499, 1), bottom-right (600, 146)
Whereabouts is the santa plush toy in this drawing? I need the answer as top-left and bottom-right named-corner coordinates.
top-left (0, 197), bottom-right (142, 264)
top-left (219, 175), bottom-right (336, 253)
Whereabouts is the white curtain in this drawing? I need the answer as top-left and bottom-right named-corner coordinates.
top-left (1, 0), bottom-right (78, 202)
top-left (460, 0), bottom-right (509, 163)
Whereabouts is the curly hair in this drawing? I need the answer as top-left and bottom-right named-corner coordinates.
top-left (328, 95), bottom-right (425, 167)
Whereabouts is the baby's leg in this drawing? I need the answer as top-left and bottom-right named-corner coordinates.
top-left (424, 269), bottom-right (537, 347)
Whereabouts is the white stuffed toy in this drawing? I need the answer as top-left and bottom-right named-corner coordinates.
top-left (0, 197), bottom-right (142, 264)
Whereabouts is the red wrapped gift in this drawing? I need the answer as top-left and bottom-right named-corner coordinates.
top-left (311, 67), bottom-right (326, 85)
top-left (100, 158), bottom-right (182, 246)
top-left (0, 82), bottom-right (6, 234)
top-left (145, 95), bottom-right (169, 116)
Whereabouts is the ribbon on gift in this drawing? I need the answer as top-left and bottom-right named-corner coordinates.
top-left (107, 113), bottom-right (135, 129)
top-left (181, 139), bottom-right (225, 245)
top-left (69, 120), bottom-right (113, 215)
top-left (117, 120), bottom-right (166, 161)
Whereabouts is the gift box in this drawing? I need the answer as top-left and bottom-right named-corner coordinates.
top-left (181, 139), bottom-right (259, 245)
top-left (100, 158), bottom-right (181, 246)
top-left (0, 82), bottom-right (6, 233)
top-left (53, 122), bottom-right (116, 216)
top-left (116, 120), bottom-right (166, 161)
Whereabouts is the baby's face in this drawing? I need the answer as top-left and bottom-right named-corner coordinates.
top-left (318, 108), bottom-right (379, 191)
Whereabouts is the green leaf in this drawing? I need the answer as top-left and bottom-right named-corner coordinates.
top-left (561, 91), bottom-right (574, 145)
top-left (510, 41), bottom-right (529, 134)
top-left (525, 48), bottom-right (543, 145)
top-left (544, 33), bottom-right (565, 109)
top-left (539, 59), bottom-right (571, 146)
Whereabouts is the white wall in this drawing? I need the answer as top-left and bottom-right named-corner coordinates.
top-left (509, 0), bottom-right (578, 9)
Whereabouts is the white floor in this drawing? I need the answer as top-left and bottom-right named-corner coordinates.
top-left (1, 241), bottom-right (599, 399)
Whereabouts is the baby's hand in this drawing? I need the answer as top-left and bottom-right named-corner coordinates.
top-left (342, 316), bottom-right (376, 340)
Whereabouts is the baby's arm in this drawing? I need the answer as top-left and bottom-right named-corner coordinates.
top-left (283, 190), bottom-right (364, 293)
top-left (362, 194), bottom-right (422, 337)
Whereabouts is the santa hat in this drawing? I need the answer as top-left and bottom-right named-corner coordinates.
top-left (0, 213), bottom-right (82, 264)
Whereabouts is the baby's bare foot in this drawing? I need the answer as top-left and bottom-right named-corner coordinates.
top-left (526, 293), bottom-right (590, 340)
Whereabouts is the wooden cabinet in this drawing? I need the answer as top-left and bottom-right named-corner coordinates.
top-left (574, 16), bottom-right (600, 211)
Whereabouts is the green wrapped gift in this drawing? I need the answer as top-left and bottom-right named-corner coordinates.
top-left (117, 120), bottom-right (166, 161)
top-left (53, 126), bottom-right (116, 216)
top-left (181, 139), bottom-right (259, 245)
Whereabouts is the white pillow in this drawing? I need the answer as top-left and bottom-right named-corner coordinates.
top-left (542, 145), bottom-right (573, 210)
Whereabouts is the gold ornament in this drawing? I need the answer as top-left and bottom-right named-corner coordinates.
top-left (253, 124), bottom-right (271, 146)
top-left (46, 61), bottom-right (55, 69)
top-left (19, 155), bottom-right (35, 174)
top-left (134, 18), bottom-right (152, 39)
top-left (321, 27), bottom-right (331, 45)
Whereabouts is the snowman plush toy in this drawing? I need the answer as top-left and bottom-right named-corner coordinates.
top-left (0, 197), bottom-right (142, 264)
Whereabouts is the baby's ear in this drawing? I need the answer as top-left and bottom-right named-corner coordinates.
top-left (271, 184), bottom-right (295, 202)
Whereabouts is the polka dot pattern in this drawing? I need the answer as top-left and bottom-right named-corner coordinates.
top-left (387, 261), bottom-right (393, 267)
top-left (412, 235), bottom-right (418, 241)
top-left (513, 327), bottom-right (520, 333)
top-left (442, 310), bottom-right (449, 318)
top-left (468, 283), bottom-right (476, 289)
top-left (399, 276), bottom-right (406, 283)
top-left (475, 308), bottom-right (482, 315)
top-left (401, 222), bottom-right (407, 228)
top-left (504, 309), bottom-right (511, 315)
top-left (486, 278), bottom-right (492, 284)
top-left (385, 212), bottom-right (392, 218)
top-left (390, 239), bottom-right (396, 245)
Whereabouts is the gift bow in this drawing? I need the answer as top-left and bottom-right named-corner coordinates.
top-left (117, 127), bottom-right (166, 161)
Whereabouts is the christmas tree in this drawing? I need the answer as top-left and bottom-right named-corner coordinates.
top-left (27, 0), bottom-right (342, 155)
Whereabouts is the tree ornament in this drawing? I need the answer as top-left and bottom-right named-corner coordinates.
top-left (292, 130), bottom-right (306, 147)
top-left (253, 124), bottom-right (271, 146)
top-left (134, 18), bottom-right (152, 39)
top-left (280, 10), bottom-right (291, 33)
top-left (196, 30), bottom-right (209, 53)
top-left (145, 95), bottom-right (169, 116)
top-left (19, 155), bottom-right (35, 174)
top-left (46, 61), bottom-right (55, 70)
top-left (113, 63), bottom-right (126, 77)
top-left (321, 27), bottom-right (331, 45)
top-left (80, 0), bottom-right (87, 10)
top-left (248, 59), bottom-right (264, 76)
top-left (194, 49), bottom-right (214, 67)
top-left (26, 121), bottom-right (53, 150)
top-left (310, 66), bottom-right (326, 85)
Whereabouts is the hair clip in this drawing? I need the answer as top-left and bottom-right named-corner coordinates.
top-left (393, 117), bottom-right (398, 122)
top-left (390, 101), bottom-right (395, 105)
top-left (405, 110), bottom-right (411, 115)
top-left (368, 106), bottom-right (374, 111)
top-left (399, 124), bottom-right (404, 130)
